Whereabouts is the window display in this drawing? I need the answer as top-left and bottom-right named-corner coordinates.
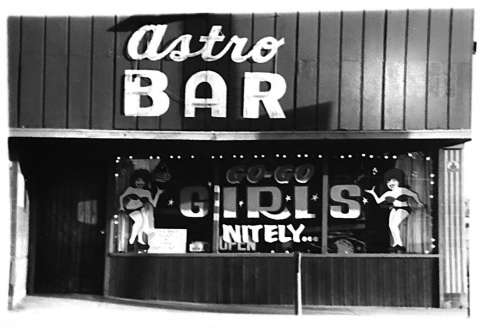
top-left (111, 157), bottom-right (213, 253)
top-left (218, 155), bottom-right (323, 253)
top-left (328, 151), bottom-right (436, 254)
top-left (109, 150), bottom-right (436, 255)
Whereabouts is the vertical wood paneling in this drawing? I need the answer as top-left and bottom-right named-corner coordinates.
top-left (114, 16), bottom-right (137, 129)
top-left (362, 11), bottom-right (384, 130)
top-left (19, 17), bottom-right (44, 128)
top-left (427, 10), bottom-right (450, 129)
top-left (295, 12), bottom-right (318, 130)
top-left (91, 17), bottom-right (115, 130)
top-left (107, 255), bottom-right (436, 306)
top-left (9, 12), bottom-right (472, 132)
top-left (8, 17), bottom-right (21, 127)
top-left (205, 14), bottom-right (230, 131)
top-left (384, 10), bottom-right (407, 130)
top-left (317, 12), bottom-right (340, 130)
top-left (249, 13), bottom-right (275, 131)
top-left (273, 13), bottom-right (296, 131)
top-left (43, 17), bottom-right (68, 128)
top-left (182, 15), bottom-right (208, 131)
top-left (228, 14), bottom-right (252, 131)
top-left (295, 13), bottom-right (319, 130)
top-left (449, 9), bottom-right (473, 129)
top-left (339, 12), bottom-right (362, 130)
top-left (68, 17), bottom-right (92, 128)
top-left (136, 30), bottom-right (160, 130)
top-left (159, 19), bottom-right (183, 130)
top-left (405, 10), bottom-right (429, 130)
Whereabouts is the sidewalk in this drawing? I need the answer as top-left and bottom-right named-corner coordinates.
top-left (1, 295), bottom-right (472, 328)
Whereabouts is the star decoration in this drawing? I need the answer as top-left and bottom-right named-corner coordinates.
top-left (362, 197), bottom-right (368, 204)
top-left (311, 194), bottom-right (319, 202)
top-left (168, 199), bottom-right (175, 206)
top-left (285, 195), bottom-right (291, 202)
top-left (238, 200), bottom-right (244, 207)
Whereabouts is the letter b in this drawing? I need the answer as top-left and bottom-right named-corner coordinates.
top-left (124, 69), bottom-right (169, 116)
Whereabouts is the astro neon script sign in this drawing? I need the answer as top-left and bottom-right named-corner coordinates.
top-left (124, 24), bottom-right (286, 118)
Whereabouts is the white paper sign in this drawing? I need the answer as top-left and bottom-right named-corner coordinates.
top-left (147, 229), bottom-right (187, 254)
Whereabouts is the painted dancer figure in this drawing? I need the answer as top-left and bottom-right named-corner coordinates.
top-left (120, 169), bottom-right (162, 245)
top-left (364, 168), bottom-right (423, 253)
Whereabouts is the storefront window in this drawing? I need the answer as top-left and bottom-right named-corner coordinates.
top-left (108, 149), bottom-right (436, 255)
top-left (328, 151), bottom-right (436, 254)
top-left (218, 154), bottom-right (323, 253)
top-left (110, 157), bottom-right (213, 254)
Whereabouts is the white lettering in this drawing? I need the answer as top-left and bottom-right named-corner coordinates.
top-left (330, 185), bottom-right (361, 219)
top-left (124, 70), bottom-right (169, 116)
top-left (243, 72), bottom-right (287, 119)
top-left (185, 70), bottom-right (227, 118)
top-left (126, 24), bottom-right (284, 63)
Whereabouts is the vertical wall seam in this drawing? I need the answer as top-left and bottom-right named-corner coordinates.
top-left (16, 17), bottom-right (23, 127)
top-left (293, 12), bottom-right (299, 127)
top-left (248, 14), bottom-right (254, 131)
top-left (425, 10), bottom-right (431, 130)
top-left (337, 12), bottom-right (343, 130)
top-left (134, 44), bottom-right (140, 130)
top-left (380, 10), bottom-right (388, 130)
top-left (446, 9), bottom-right (453, 129)
top-left (88, 16), bottom-right (94, 130)
top-left (112, 16), bottom-right (117, 130)
top-left (158, 18), bottom-right (165, 130)
top-left (273, 13), bottom-right (278, 74)
top-left (315, 12), bottom-right (321, 130)
top-left (402, 10), bottom-right (409, 130)
top-left (41, 17), bottom-right (47, 128)
top-left (359, 11), bottom-right (366, 130)
top-left (65, 17), bottom-right (71, 128)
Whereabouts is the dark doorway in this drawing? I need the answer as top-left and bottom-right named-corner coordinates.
top-left (28, 156), bottom-right (107, 295)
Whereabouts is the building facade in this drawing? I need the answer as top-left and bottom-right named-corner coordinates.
top-left (7, 10), bottom-right (473, 309)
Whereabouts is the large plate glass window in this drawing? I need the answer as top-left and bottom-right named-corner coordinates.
top-left (328, 151), bottom-right (436, 254)
top-left (219, 154), bottom-right (324, 253)
top-left (110, 157), bottom-right (213, 254)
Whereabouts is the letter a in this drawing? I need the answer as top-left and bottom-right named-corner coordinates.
top-left (185, 70), bottom-right (227, 118)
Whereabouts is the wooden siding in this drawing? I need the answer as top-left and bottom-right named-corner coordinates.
top-left (107, 254), bottom-right (438, 306)
top-left (7, 10), bottom-right (473, 132)
top-left (302, 255), bottom-right (438, 307)
top-left (108, 254), bottom-right (295, 304)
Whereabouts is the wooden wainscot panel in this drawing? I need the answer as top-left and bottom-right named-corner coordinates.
top-left (301, 256), bottom-right (438, 307)
top-left (107, 255), bottom-right (294, 304)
